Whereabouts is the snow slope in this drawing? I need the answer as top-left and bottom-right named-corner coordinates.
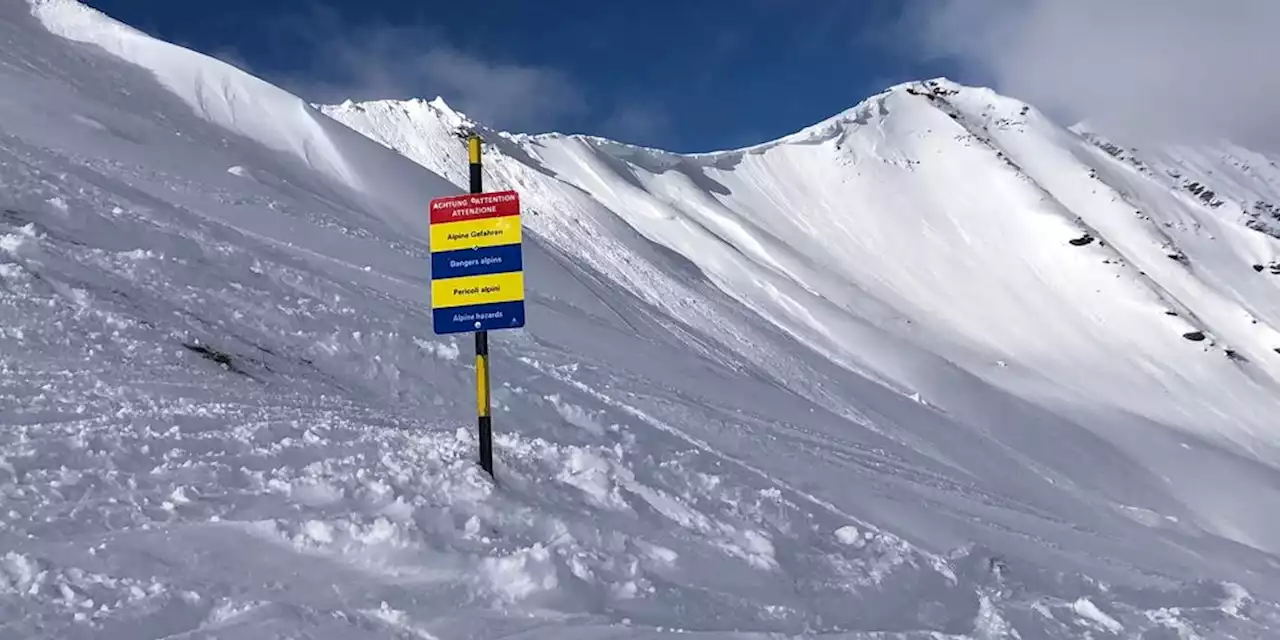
top-left (323, 82), bottom-right (1280, 551)
top-left (2, 0), bottom-right (1280, 637)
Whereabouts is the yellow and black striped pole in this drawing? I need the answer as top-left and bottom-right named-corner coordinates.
top-left (468, 135), bottom-right (495, 477)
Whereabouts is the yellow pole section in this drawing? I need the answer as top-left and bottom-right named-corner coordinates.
top-left (476, 353), bottom-right (490, 418)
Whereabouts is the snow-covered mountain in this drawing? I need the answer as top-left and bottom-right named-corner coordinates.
top-left (322, 81), bottom-right (1280, 530)
top-left (4, 0), bottom-right (1280, 637)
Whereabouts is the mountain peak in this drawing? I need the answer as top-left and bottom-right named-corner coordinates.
top-left (424, 95), bottom-right (471, 128)
top-left (323, 95), bottom-right (477, 133)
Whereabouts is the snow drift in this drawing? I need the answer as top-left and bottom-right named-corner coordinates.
top-left (2, 0), bottom-right (1280, 638)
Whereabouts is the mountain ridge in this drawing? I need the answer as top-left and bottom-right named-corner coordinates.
top-left (321, 76), bottom-right (1010, 161)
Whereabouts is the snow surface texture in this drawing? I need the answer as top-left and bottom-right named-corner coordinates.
top-left (2, 0), bottom-right (1280, 638)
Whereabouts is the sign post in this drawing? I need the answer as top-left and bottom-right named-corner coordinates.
top-left (428, 135), bottom-right (525, 478)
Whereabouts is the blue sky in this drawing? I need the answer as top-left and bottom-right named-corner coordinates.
top-left (83, 0), bottom-right (973, 152)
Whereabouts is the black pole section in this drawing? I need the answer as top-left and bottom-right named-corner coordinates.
top-left (469, 135), bottom-right (494, 478)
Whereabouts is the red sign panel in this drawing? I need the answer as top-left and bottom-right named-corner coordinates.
top-left (429, 190), bottom-right (521, 225)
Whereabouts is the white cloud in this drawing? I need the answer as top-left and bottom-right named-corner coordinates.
top-left (402, 47), bottom-right (585, 131)
top-left (601, 104), bottom-right (671, 146)
top-left (264, 10), bottom-right (584, 132)
top-left (909, 0), bottom-right (1280, 150)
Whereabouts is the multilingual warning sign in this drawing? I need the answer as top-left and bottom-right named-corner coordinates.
top-left (428, 190), bottom-right (526, 334)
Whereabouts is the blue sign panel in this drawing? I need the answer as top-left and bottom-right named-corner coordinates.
top-left (432, 300), bottom-right (527, 334)
top-left (431, 244), bottom-right (524, 280)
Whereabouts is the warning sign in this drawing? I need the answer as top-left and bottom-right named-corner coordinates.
top-left (428, 190), bottom-right (525, 334)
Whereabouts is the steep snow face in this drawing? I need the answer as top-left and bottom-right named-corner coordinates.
top-left (26, 0), bottom-right (456, 240)
top-left (324, 81), bottom-right (1280, 551)
top-left (6, 0), bottom-right (1280, 638)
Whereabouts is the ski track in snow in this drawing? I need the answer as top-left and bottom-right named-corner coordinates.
top-left (2, 1), bottom-right (1280, 638)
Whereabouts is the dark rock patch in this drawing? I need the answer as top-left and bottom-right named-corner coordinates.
top-left (183, 341), bottom-right (250, 377)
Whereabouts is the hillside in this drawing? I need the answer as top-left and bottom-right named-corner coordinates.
top-left (2, 1), bottom-right (1280, 638)
top-left (322, 79), bottom-right (1280, 547)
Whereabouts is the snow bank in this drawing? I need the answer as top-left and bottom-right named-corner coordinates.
top-left (28, 0), bottom-right (462, 238)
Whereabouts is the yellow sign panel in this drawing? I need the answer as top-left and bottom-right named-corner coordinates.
top-left (430, 216), bottom-right (522, 253)
top-left (432, 271), bottom-right (525, 309)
